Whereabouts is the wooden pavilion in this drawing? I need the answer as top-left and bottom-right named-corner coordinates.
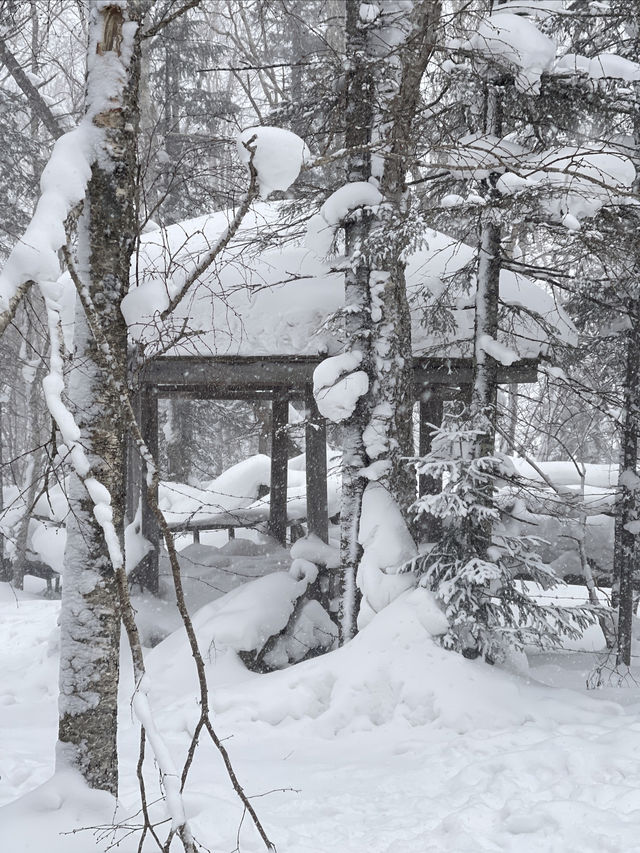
top-left (123, 204), bottom-right (571, 592)
top-left (129, 354), bottom-right (538, 592)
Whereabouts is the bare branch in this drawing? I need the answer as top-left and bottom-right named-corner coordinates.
top-left (142, 0), bottom-right (202, 40)
top-left (0, 278), bottom-right (35, 339)
top-left (0, 36), bottom-right (65, 139)
top-left (159, 139), bottom-right (259, 321)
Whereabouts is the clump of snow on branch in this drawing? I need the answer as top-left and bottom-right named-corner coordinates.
top-left (290, 534), bottom-right (340, 569)
top-left (441, 133), bottom-right (527, 180)
top-left (237, 126), bottom-right (310, 197)
top-left (554, 52), bottom-right (640, 82)
top-left (525, 147), bottom-right (636, 224)
top-left (313, 351), bottom-right (369, 422)
top-left (306, 182), bottom-right (383, 257)
top-left (0, 126), bottom-right (96, 311)
top-left (479, 335), bottom-right (519, 366)
top-left (40, 280), bottom-right (123, 572)
top-left (464, 11), bottom-right (556, 94)
top-left (442, 137), bottom-right (635, 227)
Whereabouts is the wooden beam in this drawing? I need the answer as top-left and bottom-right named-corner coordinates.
top-left (269, 398), bottom-right (289, 545)
top-left (305, 385), bottom-right (328, 542)
top-left (142, 355), bottom-right (540, 396)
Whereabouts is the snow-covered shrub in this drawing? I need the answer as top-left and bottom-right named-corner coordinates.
top-left (413, 414), bottom-right (595, 661)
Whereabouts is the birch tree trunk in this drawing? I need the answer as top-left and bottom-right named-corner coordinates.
top-left (338, 0), bottom-right (376, 642)
top-left (338, 0), bottom-right (441, 641)
top-left (57, 1), bottom-right (142, 796)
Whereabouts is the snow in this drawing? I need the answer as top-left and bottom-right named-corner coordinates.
top-left (305, 182), bottom-right (383, 256)
top-left (554, 51), bottom-right (640, 82)
top-left (442, 132), bottom-right (526, 180)
top-left (159, 453), bottom-right (342, 537)
top-left (467, 12), bottom-right (556, 94)
top-left (479, 334), bottom-right (519, 366)
top-left (170, 570), bottom-right (311, 655)
top-left (237, 127), bottom-right (310, 198)
top-left (444, 137), bottom-right (635, 225)
top-left (159, 454), bottom-right (272, 527)
top-left (7, 575), bottom-right (640, 852)
top-left (0, 123), bottom-right (96, 312)
top-left (313, 351), bottom-right (370, 422)
top-left (290, 534), bottom-right (340, 569)
top-left (122, 204), bottom-right (574, 361)
top-left (357, 482), bottom-right (418, 629)
top-left (525, 146), bottom-right (636, 222)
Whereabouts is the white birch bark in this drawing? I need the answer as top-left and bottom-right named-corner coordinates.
top-left (57, 1), bottom-right (143, 795)
top-left (338, 0), bottom-right (441, 641)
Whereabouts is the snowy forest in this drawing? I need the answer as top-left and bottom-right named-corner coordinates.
top-left (2, 0), bottom-right (640, 849)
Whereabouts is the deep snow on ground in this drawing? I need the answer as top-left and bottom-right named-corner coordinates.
top-left (3, 574), bottom-right (640, 853)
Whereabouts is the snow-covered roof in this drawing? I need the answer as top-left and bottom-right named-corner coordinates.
top-left (121, 203), bottom-right (575, 361)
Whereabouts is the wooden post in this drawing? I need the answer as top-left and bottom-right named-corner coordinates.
top-left (417, 394), bottom-right (444, 543)
top-left (269, 397), bottom-right (289, 545)
top-left (138, 384), bottom-right (159, 593)
top-left (0, 398), bottom-right (6, 581)
top-left (305, 385), bottom-right (328, 542)
top-left (126, 388), bottom-right (142, 526)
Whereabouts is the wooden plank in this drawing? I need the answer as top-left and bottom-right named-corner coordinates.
top-left (138, 385), bottom-right (159, 593)
top-left (305, 385), bottom-right (328, 542)
top-left (269, 397), bottom-right (289, 545)
top-left (143, 355), bottom-right (320, 390)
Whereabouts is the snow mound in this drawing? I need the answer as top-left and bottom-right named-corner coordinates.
top-left (211, 589), bottom-right (554, 735)
top-left (148, 570), bottom-right (312, 691)
top-left (0, 770), bottom-right (117, 853)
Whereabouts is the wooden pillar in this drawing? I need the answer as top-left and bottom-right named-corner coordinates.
top-left (126, 388), bottom-right (142, 525)
top-left (269, 397), bottom-right (289, 545)
top-left (305, 385), bottom-right (328, 542)
top-left (417, 394), bottom-right (444, 543)
top-left (138, 384), bottom-right (159, 593)
top-left (0, 398), bottom-right (6, 581)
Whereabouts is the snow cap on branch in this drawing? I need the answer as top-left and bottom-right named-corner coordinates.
top-left (237, 126), bottom-right (310, 198)
top-left (306, 182), bottom-right (383, 256)
top-left (464, 11), bottom-right (556, 94)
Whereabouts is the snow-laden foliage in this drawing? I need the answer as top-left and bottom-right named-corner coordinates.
top-left (413, 415), bottom-right (596, 661)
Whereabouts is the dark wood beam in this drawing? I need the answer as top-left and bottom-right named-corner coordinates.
top-left (141, 354), bottom-right (540, 396)
top-left (269, 398), bottom-right (289, 545)
top-left (305, 385), bottom-right (328, 542)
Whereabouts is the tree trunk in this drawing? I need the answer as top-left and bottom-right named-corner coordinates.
top-left (338, 0), bottom-right (441, 641)
top-left (57, 1), bottom-right (142, 796)
top-left (338, 0), bottom-right (375, 642)
top-left (613, 297), bottom-right (640, 666)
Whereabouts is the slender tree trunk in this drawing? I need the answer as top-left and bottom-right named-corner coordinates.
top-left (338, 0), bottom-right (441, 641)
top-left (469, 82), bottom-right (502, 560)
top-left (338, 0), bottom-right (375, 642)
top-left (57, 1), bottom-right (142, 796)
top-left (613, 296), bottom-right (640, 666)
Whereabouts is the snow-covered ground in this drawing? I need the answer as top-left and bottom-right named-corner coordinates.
top-left (3, 573), bottom-right (640, 853)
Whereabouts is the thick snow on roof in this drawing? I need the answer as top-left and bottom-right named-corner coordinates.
top-left (121, 203), bottom-right (575, 360)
